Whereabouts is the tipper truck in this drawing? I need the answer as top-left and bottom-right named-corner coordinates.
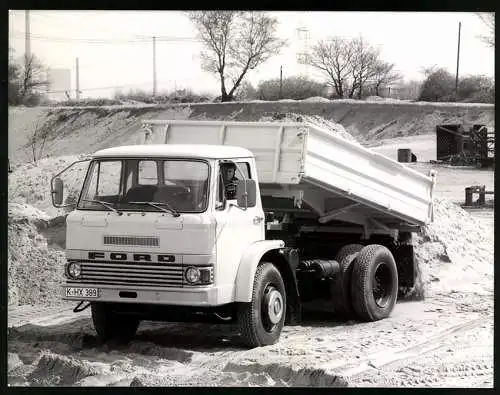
top-left (51, 120), bottom-right (436, 347)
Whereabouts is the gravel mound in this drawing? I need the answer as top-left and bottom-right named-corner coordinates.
top-left (8, 352), bottom-right (24, 373)
top-left (224, 362), bottom-right (348, 387)
top-left (260, 112), bottom-right (358, 143)
top-left (8, 202), bottom-right (66, 307)
top-left (301, 96), bottom-right (331, 103)
top-left (28, 353), bottom-right (99, 386)
top-left (413, 197), bottom-right (494, 298)
top-left (9, 155), bottom-right (88, 217)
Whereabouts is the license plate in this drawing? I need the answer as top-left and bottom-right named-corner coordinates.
top-left (65, 287), bottom-right (99, 298)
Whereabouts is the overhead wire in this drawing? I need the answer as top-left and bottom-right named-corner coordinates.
top-left (18, 11), bottom-right (202, 42)
top-left (10, 17), bottom-right (203, 97)
top-left (45, 82), bottom-right (155, 94)
top-left (10, 31), bottom-right (201, 44)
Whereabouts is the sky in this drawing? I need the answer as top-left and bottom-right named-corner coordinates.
top-left (8, 10), bottom-right (495, 99)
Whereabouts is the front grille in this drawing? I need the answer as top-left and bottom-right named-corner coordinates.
top-left (68, 260), bottom-right (183, 287)
top-left (103, 236), bottom-right (159, 247)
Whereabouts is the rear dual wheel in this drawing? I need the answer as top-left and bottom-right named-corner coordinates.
top-left (330, 244), bottom-right (398, 322)
top-left (330, 244), bottom-right (363, 318)
top-left (350, 245), bottom-right (398, 321)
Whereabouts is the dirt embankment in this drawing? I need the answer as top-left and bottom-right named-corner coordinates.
top-left (8, 101), bottom-right (494, 166)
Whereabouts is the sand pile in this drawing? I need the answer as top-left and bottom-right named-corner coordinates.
top-left (413, 197), bottom-right (494, 298)
top-left (8, 202), bottom-right (66, 307)
top-left (301, 97), bottom-right (331, 103)
top-left (260, 112), bottom-right (358, 143)
top-left (9, 155), bottom-right (88, 217)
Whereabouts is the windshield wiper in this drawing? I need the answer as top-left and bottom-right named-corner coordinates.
top-left (81, 199), bottom-right (122, 215)
top-left (127, 201), bottom-right (180, 217)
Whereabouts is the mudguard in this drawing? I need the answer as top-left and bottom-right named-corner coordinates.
top-left (233, 240), bottom-right (285, 302)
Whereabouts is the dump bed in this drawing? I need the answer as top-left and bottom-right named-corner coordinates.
top-left (140, 120), bottom-right (436, 227)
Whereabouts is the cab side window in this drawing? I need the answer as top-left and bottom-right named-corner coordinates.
top-left (218, 161), bottom-right (251, 203)
top-left (216, 169), bottom-right (226, 209)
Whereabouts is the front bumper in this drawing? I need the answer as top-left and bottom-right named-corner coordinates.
top-left (62, 283), bottom-right (231, 306)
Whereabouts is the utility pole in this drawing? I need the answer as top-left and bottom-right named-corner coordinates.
top-left (455, 21), bottom-right (462, 98)
top-left (25, 10), bottom-right (31, 65)
top-left (25, 10), bottom-right (31, 94)
top-left (279, 65), bottom-right (283, 99)
top-left (153, 36), bottom-right (157, 97)
top-left (76, 57), bottom-right (80, 101)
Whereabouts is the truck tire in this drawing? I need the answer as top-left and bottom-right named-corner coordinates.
top-left (330, 244), bottom-right (363, 318)
top-left (238, 262), bottom-right (286, 348)
top-left (350, 245), bottom-right (398, 321)
top-left (91, 303), bottom-right (140, 344)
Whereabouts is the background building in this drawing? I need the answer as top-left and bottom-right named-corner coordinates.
top-left (47, 68), bottom-right (71, 101)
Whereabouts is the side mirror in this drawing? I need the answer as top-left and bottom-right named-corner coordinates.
top-left (52, 177), bottom-right (64, 206)
top-left (236, 179), bottom-right (257, 209)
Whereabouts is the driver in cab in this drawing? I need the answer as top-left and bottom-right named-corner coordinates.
top-left (222, 163), bottom-right (238, 200)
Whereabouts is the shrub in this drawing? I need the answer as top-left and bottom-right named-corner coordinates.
top-left (234, 81), bottom-right (259, 101)
top-left (52, 98), bottom-right (123, 107)
top-left (457, 75), bottom-right (494, 103)
top-left (257, 76), bottom-right (328, 101)
top-left (418, 68), bottom-right (494, 103)
top-left (418, 68), bottom-right (456, 102)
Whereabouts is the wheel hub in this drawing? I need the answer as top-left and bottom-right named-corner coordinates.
top-left (265, 287), bottom-right (284, 325)
top-left (373, 262), bottom-right (392, 308)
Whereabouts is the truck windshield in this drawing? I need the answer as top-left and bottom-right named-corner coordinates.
top-left (78, 159), bottom-right (210, 213)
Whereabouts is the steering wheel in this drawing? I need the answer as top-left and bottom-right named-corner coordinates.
top-left (171, 185), bottom-right (191, 199)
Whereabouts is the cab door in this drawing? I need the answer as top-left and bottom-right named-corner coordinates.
top-left (213, 159), bottom-right (264, 301)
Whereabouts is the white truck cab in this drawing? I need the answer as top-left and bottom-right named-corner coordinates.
top-left (52, 120), bottom-right (436, 347)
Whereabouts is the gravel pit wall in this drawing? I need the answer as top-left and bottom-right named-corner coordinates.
top-left (9, 101), bottom-right (494, 166)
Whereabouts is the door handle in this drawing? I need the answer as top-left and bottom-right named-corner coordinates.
top-left (253, 216), bottom-right (264, 225)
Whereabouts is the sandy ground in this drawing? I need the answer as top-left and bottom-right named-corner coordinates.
top-left (7, 111), bottom-right (494, 387)
top-left (371, 134), bottom-right (437, 162)
top-left (7, 293), bottom-right (493, 387)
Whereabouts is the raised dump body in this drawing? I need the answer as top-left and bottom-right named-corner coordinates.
top-left (141, 120), bottom-right (436, 229)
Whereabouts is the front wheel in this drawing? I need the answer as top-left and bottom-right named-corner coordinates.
top-left (238, 262), bottom-right (286, 348)
top-left (350, 245), bottom-right (398, 322)
top-left (91, 303), bottom-right (140, 344)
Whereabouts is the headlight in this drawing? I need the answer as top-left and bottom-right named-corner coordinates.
top-left (185, 267), bottom-right (201, 284)
top-left (66, 262), bottom-right (82, 279)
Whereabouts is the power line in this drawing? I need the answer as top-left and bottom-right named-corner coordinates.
top-left (23, 13), bottom-right (202, 43)
top-left (10, 31), bottom-right (201, 44)
top-left (45, 82), bottom-right (159, 94)
top-left (45, 79), bottom-right (194, 95)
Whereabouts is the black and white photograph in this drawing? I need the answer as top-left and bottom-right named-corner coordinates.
top-left (7, 9), bottom-right (494, 387)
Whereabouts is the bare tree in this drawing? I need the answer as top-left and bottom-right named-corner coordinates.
top-left (20, 54), bottom-right (50, 102)
top-left (28, 118), bottom-right (51, 165)
top-left (9, 50), bottom-right (50, 105)
top-left (371, 61), bottom-right (402, 96)
top-left (348, 36), bottom-right (380, 99)
top-left (8, 48), bottom-right (22, 105)
top-left (476, 12), bottom-right (494, 48)
top-left (307, 37), bottom-right (355, 98)
top-left (188, 11), bottom-right (287, 102)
